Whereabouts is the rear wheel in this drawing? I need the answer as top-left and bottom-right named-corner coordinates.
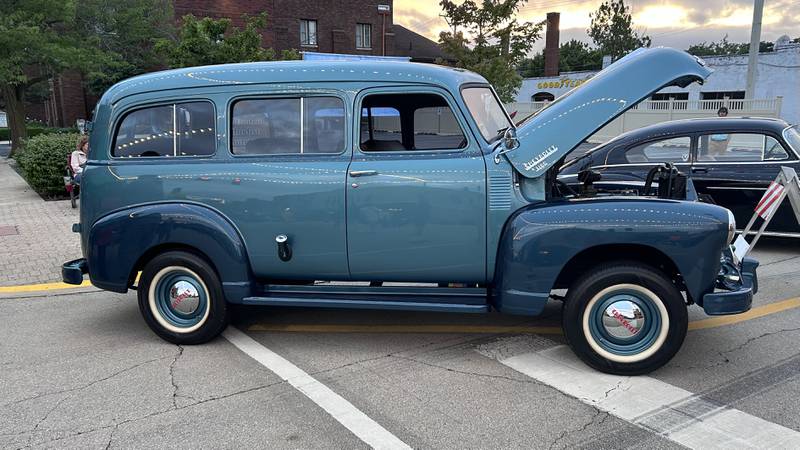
top-left (562, 262), bottom-right (687, 375)
top-left (137, 251), bottom-right (228, 344)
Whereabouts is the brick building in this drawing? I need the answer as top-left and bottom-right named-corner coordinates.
top-left (30, 0), bottom-right (411, 128)
top-left (174, 0), bottom-right (396, 56)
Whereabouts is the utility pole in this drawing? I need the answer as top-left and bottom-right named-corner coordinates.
top-left (745, 0), bottom-right (764, 99)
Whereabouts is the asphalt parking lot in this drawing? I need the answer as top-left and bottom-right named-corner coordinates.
top-left (1, 239), bottom-right (799, 449)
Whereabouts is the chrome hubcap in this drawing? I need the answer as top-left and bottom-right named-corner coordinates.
top-left (601, 300), bottom-right (646, 339)
top-left (169, 280), bottom-right (200, 315)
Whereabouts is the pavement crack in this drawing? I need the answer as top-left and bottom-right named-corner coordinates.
top-left (23, 382), bottom-right (284, 449)
top-left (761, 255), bottom-right (800, 267)
top-left (5, 355), bottom-right (172, 408)
top-left (721, 326), bottom-right (800, 359)
top-left (169, 346), bottom-right (184, 409)
top-left (677, 326), bottom-right (800, 370)
top-left (391, 354), bottom-right (541, 385)
top-left (602, 379), bottom-right (630, 400)
top-left (548, 409), bottom-right (609, 450)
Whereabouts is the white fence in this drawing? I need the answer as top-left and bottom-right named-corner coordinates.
top-left (506, 98), bottom-right (784, 143)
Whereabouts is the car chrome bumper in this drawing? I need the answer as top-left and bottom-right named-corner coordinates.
top-left (701, 257), bottom-right (759, 316)
top-left (62, 258), bottom-right (88, 285)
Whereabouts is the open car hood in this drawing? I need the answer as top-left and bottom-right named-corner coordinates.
top-left (506, 47), bottom-right (712, 178)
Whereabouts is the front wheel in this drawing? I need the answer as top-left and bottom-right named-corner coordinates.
top-left (562, 263), bottom-right (687, 375)
top-left (137, 251), bottom-right (228, 344)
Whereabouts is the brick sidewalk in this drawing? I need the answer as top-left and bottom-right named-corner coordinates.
top-left (0, 159), bottom-right (81, 286)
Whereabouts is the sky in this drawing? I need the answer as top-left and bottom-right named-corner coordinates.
top-left (393, 0), bottom-right (800, 54)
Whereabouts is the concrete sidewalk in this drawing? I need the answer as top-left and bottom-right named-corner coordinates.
top-left (0, 158), bottom-right (80, 286)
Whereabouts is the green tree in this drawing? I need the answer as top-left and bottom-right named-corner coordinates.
top-left (687, 35), bottom-right (776, 56)
top-left (438, 0), bottom-right (543, 102)
top-left (587, 0), bottom-right (650, 62)
top-left (0, 1), bottom-right (100, 157)
top-left (156, 13), bottom-right (299, 69)
top-left (77, 0), bottom-right (175, 95)
top-left (0, 0), bottom-right (173, 157)
top-left (519, 39), bottom-right (602, 78)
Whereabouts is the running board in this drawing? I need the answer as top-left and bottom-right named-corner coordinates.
top-left (242, 284), bottom-right (489, 313)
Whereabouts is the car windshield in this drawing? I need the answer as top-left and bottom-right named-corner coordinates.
top-left (784, 125), bottom-right (800, 154)
top-left (462, 87), bottom-right (513, 143)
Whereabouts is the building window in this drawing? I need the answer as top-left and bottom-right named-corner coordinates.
top-left (300, 19), bottom-right (317, 46)
top-left (356, 23), bottom-right (372, 49)
top-left (532, 92), bottom-right (555, 102)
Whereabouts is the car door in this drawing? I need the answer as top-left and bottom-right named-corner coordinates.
top-left (346, 88), bottom-right (487, 283)
top-left (690, 131), bottom-right (798, 234)
top-left (226, 94), bottom-right (351, 279)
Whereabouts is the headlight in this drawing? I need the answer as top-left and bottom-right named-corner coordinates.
top-left (726, 209), bottom-right (736, 243)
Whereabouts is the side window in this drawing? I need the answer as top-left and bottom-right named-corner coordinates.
top-left (113, 102), bottom-right (215, 157)
top-left (304, 97), bottom-right (346, 154)
top-left (359, 93), bottom-right (467, 152)
top-left (413, 107), bottom-right (465, 150)
top-left (625, 137), bottom-right (691, 164)
top-left (176, 102), bottom-right (215, 156)
top-left (231, 97), bottom-right (345, 155)
top-left (697, 133), bottom-right (789, 162)
top-left (360, 107), bottom-right (402, 150)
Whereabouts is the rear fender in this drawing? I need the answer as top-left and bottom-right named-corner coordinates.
top-left (492, 198), bottom-right (729, 315)
top-left (86, 202), bottom-right (253, 302)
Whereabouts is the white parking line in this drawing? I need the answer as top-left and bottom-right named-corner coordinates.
top-left (500, 345), bottom-right (800, 449)
top-left (223, 327), bottom-right (411, 450)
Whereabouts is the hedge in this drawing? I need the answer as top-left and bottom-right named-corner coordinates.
top-left (15, 133), bottom-right (81, 197)
top-left (0, 124), bottom-right (77, 141)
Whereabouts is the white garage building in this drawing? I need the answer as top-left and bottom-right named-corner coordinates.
top-left (513, 38), bottom-right (799, 140)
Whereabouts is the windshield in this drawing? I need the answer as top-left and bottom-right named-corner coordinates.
top-left (784, 125), bottom-right (800, 155)
top-left (462, 87), bottom-right (513, 142)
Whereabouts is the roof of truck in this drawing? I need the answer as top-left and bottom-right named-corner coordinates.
top-left (100, 60), bottom-right (489, 105)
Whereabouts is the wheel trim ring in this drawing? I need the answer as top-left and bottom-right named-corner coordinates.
top-left (148, 266), bottom-right (211, 334)
top-left (581, 283), bottom-right (670, 364)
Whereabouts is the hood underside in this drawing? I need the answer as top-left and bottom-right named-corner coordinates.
top-left (506, 47), bottom-right (713, 178)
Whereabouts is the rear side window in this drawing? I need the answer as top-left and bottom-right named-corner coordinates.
top-left (624, 137), bottom-right (691, 163)
top-left (231, 96), bottom-right (345, 155)
top-left (113, 102), bottom-right (215, 157)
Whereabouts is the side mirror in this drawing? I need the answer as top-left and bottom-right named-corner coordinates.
top-left (494, 127), bottom-right (519, 164)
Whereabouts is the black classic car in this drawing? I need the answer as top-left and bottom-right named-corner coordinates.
top-left (560, 118), bottom-right (800, 236)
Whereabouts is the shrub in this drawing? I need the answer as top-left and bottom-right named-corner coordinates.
top-left (0, 124), bottom-right (77, 141)
top-left (16, 133), bottom-right (81, 197)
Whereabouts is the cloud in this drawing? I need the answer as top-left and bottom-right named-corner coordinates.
top-left (394, 0), bottom-right (799, 52)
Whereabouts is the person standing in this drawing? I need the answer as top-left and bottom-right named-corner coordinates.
top-left (71, 135), bottom-right (88, 183)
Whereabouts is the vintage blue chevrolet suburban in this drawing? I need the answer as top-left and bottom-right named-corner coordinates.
top-left (62, 48), bottom-right (758, 374)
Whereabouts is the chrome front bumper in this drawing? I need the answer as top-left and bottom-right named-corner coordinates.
top-left (701, 256), bottom-right (759, 316)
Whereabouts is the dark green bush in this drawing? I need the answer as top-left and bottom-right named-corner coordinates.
top-left (16, 133), bottom-right (81, 197)
top-left (0, 124), bottom-right (77, 141)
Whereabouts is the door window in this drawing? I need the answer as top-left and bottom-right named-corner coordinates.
top-left (697, 133), bottom-right (789, 162)
top-left (624, 137), bottom-right (691, 163)
top-left (231, 96), bottom-right (345, 155)
top-left (359, 93), bottom-right (466, 152)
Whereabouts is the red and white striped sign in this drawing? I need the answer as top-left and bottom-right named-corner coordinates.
top-left (755, 181), bottom-right (786, 219)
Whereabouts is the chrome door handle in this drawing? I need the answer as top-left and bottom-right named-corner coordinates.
top-left (349, 170), bottom-right (378, 177)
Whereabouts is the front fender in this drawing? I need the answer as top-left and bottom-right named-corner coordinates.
top-left (86, 202), bottom-right (252, 301)
top-left (492, 198), bottom-right (730, 315)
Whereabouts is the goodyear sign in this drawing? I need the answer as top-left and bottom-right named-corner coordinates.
top-left (536, 76), bottom-right (592, 90)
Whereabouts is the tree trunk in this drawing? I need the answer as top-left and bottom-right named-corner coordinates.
top-left (1, 83), bottom-right (28, 158)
